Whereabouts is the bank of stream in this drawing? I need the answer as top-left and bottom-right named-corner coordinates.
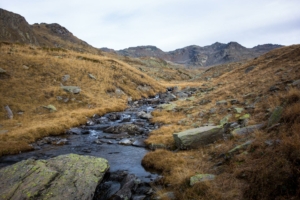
top-left (0, 94), bottom-right (170, 199)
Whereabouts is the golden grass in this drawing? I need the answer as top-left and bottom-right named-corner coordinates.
top-left (0, 43), bottom-right (165, 155)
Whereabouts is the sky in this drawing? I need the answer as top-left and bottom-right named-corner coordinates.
top-left (1, 0), bottom-right (300, 51)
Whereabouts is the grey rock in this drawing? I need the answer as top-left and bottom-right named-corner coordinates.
top-left (132, 139), bottom-right (146, 147)
top-left (176, 92), bottom-right (188, 99)
top-left (199, 99), bottom-right (211, 105)
top-left (190, 174), bottom-right (215, 186)
top-left (232, 124), bottom-right (265, 136)
top-left (292, 79), bottom-right (300, 87)
top-left (0, 154), bottom-right (109, 200)
top-left (267, 106), bottom-right (284, 127)
top-left (245, 65), bottom-right (256, 73)
top-left (62, 74), bottom-right (70, 82)
top-left (4, 105), bottom-right (13, 119)
top-left (22, 65), bottom-right (29, 70)
top-left (216, 100), bottom-right (227, 106)
top-left (0, 68), bottom-right (7, 73)
top-left (118, 138), bottom-right (133, 145)
top-left (42, 104), bottom-right (57, 112)
top-left (61, 86), bottom-right (81, 94)
top-left (137, 111), bottom-right (152, 120)
top-left (88, 73), bottom-right (97, 80)
top-left (269, 85), bottom-right (280, 92)
top-left (173, 126), bottom-right (224, 149)
top-left (104, 124), bottom-right (144, 135)
top-left (228, 140), bottom-right (253, 154)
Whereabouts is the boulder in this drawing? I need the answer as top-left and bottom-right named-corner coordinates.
top-left (190, 174), bottom-right (215, 186)
top-left (231, 124), bottom-right (265, 136)
top-left (173, 126), bottom-right (224, 149)
top-left (104, 124), bottom-right (144, 135)
top-left (0, 154), bottom-right (109, 200)
top-left (267, 106), bottom-right (283, 127)
top-left (61, 86), bottom-right (81, 94)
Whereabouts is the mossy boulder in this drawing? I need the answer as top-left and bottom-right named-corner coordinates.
top-left (190, 174), bottom-right (215, 186)
top-left (267, 106), bottom-right (283, 127)
top-left (173, 126), bottom-right (224, 149)
top-left (0, 154), bottom-right (109, 200)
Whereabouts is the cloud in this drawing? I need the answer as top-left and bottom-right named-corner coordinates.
top-left (1, 0), bottom-right (300, 51)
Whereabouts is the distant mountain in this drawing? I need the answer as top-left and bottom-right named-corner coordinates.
top-left (101, 42), bottom-right (283, 67)
top-left (0, 8), bottom-right (99, 53)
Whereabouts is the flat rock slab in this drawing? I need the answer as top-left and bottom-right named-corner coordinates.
top-left (0, 154), bottom-right (109, 200)
top-left (173, 126), bottom-right (224, 149)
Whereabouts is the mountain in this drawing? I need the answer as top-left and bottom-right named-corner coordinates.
top-left (0, 8), bottom-right (99, 53)
top-left (102, 42), bottom-right (283, 67)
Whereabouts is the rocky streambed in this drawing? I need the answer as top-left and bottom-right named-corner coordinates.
top-left (0, 94), bottom-right (177, 200)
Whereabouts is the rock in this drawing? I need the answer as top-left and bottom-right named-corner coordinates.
top-left (243, 93), bottom-right (256, 99)
top-left (115, 88), bottom-right (125, 96)
top-left (22, 65), bottom-right (29, 70)
top-left (4, 105), bottom-right (13, 119)
top-left (228, 140), bottom-right (253, 154)
top-left (158, 103), bottom-right (176, 111)
top-left (292, 79), bottom-right (300, 87)
top-left (245, 65), bottom-right (256, 73)
top-left (234, 107), bottom-right (244, 114)
top-left (118, 138), bottom-right (133, 145)
top-left (85, 124), bottom-right (110, 131)
top-left (61, 86), bottom-right (81, 94)
top-left (232, 124), bottom-right (265, 136)
top-left (67, 127), bottom-right (85, 135)
top-left (62, 74), bottom-right (70, 82)
top-left (88, 73), bottom-right (97, 80)
top-left (138, 111), bottom-right (152, 120)
top-left (269, 85), bottom-right (280, 92)
top-left (239, 113), bottom-right (251, 120)
top-left (216, 100), bottom-right (227, 106)
top-left (104, 124), bottom-right (144, 135)
top-left (111, 174), bottom-right (136, 200)
top-left (229, 99), bottom-right (240, 104)
top-left (186, 96), bottom-right (195, 101)
top-left (220, 114), bottom-right (232, 126)
top-left (267, 106), bottom-right (283, 127)
top-left (190, 174), bottom-right (215, 186)
top-left (132, 139), bottom-right (146, 147)
top-left (209, 108), bottom-right (216, 114)
top-left (173, 126), bottom-right (224, 149)
top-left (42, 104), bottom-right (57, 112)
top-left (0, 68), bottom-right (7, 73)
top-left (56, 96), bottom-right (63, 101)
top-left (0, 154), bottom-right (109, 200)
top-left (107, 113), bottom-right (121, 121)
top-left (176, 92), bottom-right (188, 99)
top-left (199, 99), bottom-right (211, 105)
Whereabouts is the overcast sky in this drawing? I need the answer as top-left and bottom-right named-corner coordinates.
top-left (1, 0), bottom-right (300, 51)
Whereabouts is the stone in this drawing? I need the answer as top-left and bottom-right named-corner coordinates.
top-left (67, 127), bottom-right (85, 135)
top-left (22, 65), bottom-right (29, 70)
top-left (231, 124), bottom-right (265, 136)
top-left (292, 79), bottom-right (300, 87)
top-left (216, 100), bottom-right (227, 106)
top-left (186, 96), bottom-right (195, 101)
top-left (220, 114), bottom-right (232, 126)
top-left (190, 174), bottom-right (215, 186)
top-left (4, 105), bottom-right (13, 119)
top-left (62, 74), bottom-right (70, 82)
top-left (112, 174), bottom-right (137, 200)
top-left (88, 73), bottom-right (97, 80)
top-left (132, 139), bottom-right (146, 147)
top-left (239, 113), bottom-right (250, 120)
top-left (104, 124), bottom-right (143, 135)
top-left (234, 107), bottom-right (244, 114)
top-left (0, 68), bottom-right (6, 73)
top-left (176, 92), bottom-right (188, 99)
top-left (137, 85), bottom-right (151, 92)
top-left (158, 103), bottom-right (176, 111)
top-left (209, 108), bottom-right (216, 114)
top-left (0, 130), bottom-right (8, 134)
top-left (149, 143), bottom-right (167, 150)
top-left (42, 104), bottom-right (57, 112)
top-left (245, 65), bottom-right (256, 73)
top-left (228, 140), bottom-right (253, 154)
top-left (267, 106), bottom-right (284, 127)
top-left (173, 126), bottom-right (224, 149)
top-left (199, 99), bottom-right (211, 105)
top-left (0, 154), bottom-right (109, 200)
top-left (61, 86), bottom-right (81, 94)
top-left (137, 111), bottom-right (152, 120)
top-left (115, 88), bottom-right (125, 96)
top-left (118, 138), bottom-right (133, 145)
top-left (229, 99), bottom-right (239, 104)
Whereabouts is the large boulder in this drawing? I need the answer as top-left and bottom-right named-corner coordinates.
top-left (173, 126), bottom-right (224, 149)
top-left (0, 154), bottom-right (109, 200)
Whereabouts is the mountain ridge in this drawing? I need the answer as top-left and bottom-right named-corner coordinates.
top-left (101, 42), bottom-right (283, 67)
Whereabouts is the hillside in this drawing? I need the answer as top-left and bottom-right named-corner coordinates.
top-left (142, 44), bottom-right (300, 199)
top-left (0, 42), bottom-right (165, 155)
top-left (102, 42), bottom-right (282, 68)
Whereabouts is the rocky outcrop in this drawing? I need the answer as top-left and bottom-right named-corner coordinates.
top-left (0, 154), bottom-right (109, 200)
top-left (173, 126), bottom-right (224, 149)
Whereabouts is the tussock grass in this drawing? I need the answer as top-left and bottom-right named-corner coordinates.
top-left (0, 43), bottom-right (165, 155)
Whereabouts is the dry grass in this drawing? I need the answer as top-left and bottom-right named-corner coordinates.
top-left (0, 43), bottom-right (165, 155)
top-left (142, 45), bottom-right (300, 199)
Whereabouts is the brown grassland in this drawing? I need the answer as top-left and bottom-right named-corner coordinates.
top-left (0, 42), bottom-right (165, 156)
top-left (142, 45), bottom-right (300, 199)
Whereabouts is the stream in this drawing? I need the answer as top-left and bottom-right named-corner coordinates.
top-left (0, 94), bottom-right (168, 200)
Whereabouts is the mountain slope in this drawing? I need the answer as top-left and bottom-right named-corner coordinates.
top-left (102, 42), bottom-right (283, 68)
top-left (0, 8), bottom-right (99, 53)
